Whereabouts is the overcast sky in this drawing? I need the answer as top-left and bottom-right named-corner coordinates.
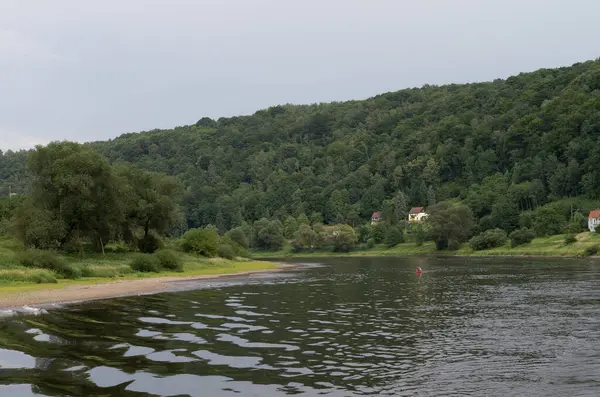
top-left (1, 0), bottom-right (599, 151)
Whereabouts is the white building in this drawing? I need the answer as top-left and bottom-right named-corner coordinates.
top-left (588, 209), bottom-right (600, 232)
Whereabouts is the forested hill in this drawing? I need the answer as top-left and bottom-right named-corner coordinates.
top-left (2, 59), bottom-right (600, 233)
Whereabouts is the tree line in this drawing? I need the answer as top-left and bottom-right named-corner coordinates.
top-left (1, 59), bottom-right (600, 248)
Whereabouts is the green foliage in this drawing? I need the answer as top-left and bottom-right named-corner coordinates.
top-left (371, 224), bottom-right (387, 244)
top-left (330, 224), bottom-right (358, 252)
top-left (366, 238), bottom-right (375, 249)
top-left (155, 249), bottom-right (183, 271)
top-left (180, 228), bottom-right (219, 257)
top-left (0, 269), bottom-right (57, 284)
top-left (129, 254), bottom-right (161, 272)
top-left (253, 218), bottom-right (285, 251)
top-left (16, 250), bottom-right (81, 279)
top-left (226, 227), bottom-right (249, 250)
top-left (427, 201), bottom-right (475, 250)
top-left (564, 235), bottom-right (578, 245)
top-left (138, 234), bottom-right (162, 254)
top-left (509, 228), bottom-right (536, 247)
top-left (291, 224), bottom-right (318, 252)
top-left (385, 226), bottom-right (404, 248)
top-left (4, 60), bottom-right (600, 242)
top-left (218, 244), bottom-right (236, 259)
top-left (584, 245), bottom-right (600, 256)
top-left (10, 142), bottom-right (182, 254)
top-left (469, 229), bottom-right (508, 251)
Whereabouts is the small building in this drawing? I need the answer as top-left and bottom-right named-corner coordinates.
top-left (588, 209), bottom-right (600, 232)
top-left (408, 207), bottom-right (427, 223)
top-left (371, 211), bottom-right (382, 225)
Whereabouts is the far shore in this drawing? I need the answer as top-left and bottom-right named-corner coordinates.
top-left (0, 262), bottom-right (299, 310)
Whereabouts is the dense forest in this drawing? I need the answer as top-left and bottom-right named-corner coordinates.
top-left (2, 59), bottom-right (600, 247)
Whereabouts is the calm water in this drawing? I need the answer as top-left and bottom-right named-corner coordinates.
top-left (1, 256), bottom-right (600, 397)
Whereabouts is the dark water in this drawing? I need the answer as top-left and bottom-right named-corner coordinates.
top-left (1, 256), bottom-right (600, 397)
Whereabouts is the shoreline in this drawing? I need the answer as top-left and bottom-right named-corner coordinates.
top-left (0, 263), bottom-right (300, 310)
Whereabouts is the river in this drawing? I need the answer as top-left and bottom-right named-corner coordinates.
top-left (0, 256), bottom-right (599, 396)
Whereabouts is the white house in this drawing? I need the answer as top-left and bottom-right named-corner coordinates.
top-left (589, 209), bottom-right (600, 232)
top-left (408, 207), bottom-right (428, 223)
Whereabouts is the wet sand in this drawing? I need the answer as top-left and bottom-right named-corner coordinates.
top-left (0, 264), bottom-right (298, 309)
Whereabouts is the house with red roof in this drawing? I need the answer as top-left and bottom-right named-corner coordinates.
top-left (408, 207), bottom-right (428, 223)
top-left (588, 209), bottom-right (600, 232)
top-left (371, 211), bottom-right (382, 225)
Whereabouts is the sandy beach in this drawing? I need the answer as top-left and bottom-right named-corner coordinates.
top-left (0, 264), bottom-right (296, 309)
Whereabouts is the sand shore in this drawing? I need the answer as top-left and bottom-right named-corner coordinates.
top-left (0, 264), bottom-right (295, 309)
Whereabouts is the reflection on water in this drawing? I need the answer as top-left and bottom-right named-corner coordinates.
top-left (1, 256), bottom-right (600, 396)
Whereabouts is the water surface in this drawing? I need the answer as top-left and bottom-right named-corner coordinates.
top-left (1, 256), bottom-right (599, 396)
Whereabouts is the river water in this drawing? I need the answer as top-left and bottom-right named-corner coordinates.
top-left (0, 256), bottom-right (599, 397)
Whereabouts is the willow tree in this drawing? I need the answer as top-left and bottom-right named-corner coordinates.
top-left (16, 141), bottom-right (121, 254)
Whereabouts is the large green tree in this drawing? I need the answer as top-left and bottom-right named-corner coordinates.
top-left (427, 201), bottom-right (475, 250)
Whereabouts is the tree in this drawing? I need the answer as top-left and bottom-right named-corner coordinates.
top-left (115, 164), bottom-right (183, 252)
top-left (253, 218), bottom-right (285, 251)
top-left (292, 224), bottom-right (318, 252)
top-left (427, 201), bottom-right (475, 250)
top-left (181, 227), bottom-right (219, 257)
top-left (283, 216), bottom-right (299, 239)
top-left (385, 225), bottom-right (404, 248)
top-left (16, 142), bottom-right (121, 254)
top-left (330, 224), bottom-right (358, 252)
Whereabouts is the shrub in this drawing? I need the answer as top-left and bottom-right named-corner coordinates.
top-left (218, 244), bottom-right (236, 259)
top-left (155, 249), bottom-right (184, 272)
top-left (129, 254), bottom-right (161, 273)
top-left (584, 245), bottom-right (599, 257)
top-left (17, 250), bottom-right (81, 279)
top-left (447, 239), bottom-right (462, 251)
top-left (509, 228), bottom-right (536, 247)
top-left (226, 228), bottom-right (249, 250)
top-left (366, 238), bottom-right (375, 249)
top-left (138, 234), bottom-right (162, 253)
top-left (564, 234), bottom-right (577, 245)
top-left (469, 228), bottom-right (508, 251)
top-left (181, 228), bottom-right (219, 257)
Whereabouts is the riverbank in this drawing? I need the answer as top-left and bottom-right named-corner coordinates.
top-left (0, 260), bottom-right (290, 309)
top-left (258, 232), bottom-right (600, 259)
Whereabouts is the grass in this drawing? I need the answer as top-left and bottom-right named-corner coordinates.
top-left (257, 232), bottom-right (600, 259)
top-left (0, 237), bottom-right (277, 292)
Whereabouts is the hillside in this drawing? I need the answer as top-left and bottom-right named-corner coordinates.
top-left (2, 59), bottom-right (600, 234)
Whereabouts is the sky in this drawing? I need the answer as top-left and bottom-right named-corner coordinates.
top-left (1, 0), bottom-right (599, 151)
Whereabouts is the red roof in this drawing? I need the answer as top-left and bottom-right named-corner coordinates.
top-left (409, 207), bottom-right (425, 214)
top-left (589, 209), bottom-right (600, 219)
top-left (371, 211), bottom-right (382, 218)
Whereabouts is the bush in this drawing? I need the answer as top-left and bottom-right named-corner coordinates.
top-left (584, 245), bottom-right (599, 257)
top-left (155, 249), bottom-right (184, 272)
top-left (366, 238), bottom-right (375, 249)
top-left (17, 250), bottom-right (81, 279)
top-left (509, 228), bottom-right (536, 247)
top-left (138, 234), bottom-right (162, 253)
top-left (218, 244), bottom-right (236, 259)
top-left (181, 228), bottom-right (219, 257)
top-left (226, 228), bottom-right (249, 250)
top-left (564, 234), bottom-right (577, 245)
top-left (129, 254), bottom-right (161, 273)
top-left (469, 228), bottom-right (508, 251)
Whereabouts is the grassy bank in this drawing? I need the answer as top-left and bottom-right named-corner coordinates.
top-left (257, 232), bottom-right (600, 259)
top-left (0, 237), bottom-right (277, 292)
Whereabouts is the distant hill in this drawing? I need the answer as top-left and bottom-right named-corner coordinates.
top-left (2, 58), bottom-right (600, 233)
